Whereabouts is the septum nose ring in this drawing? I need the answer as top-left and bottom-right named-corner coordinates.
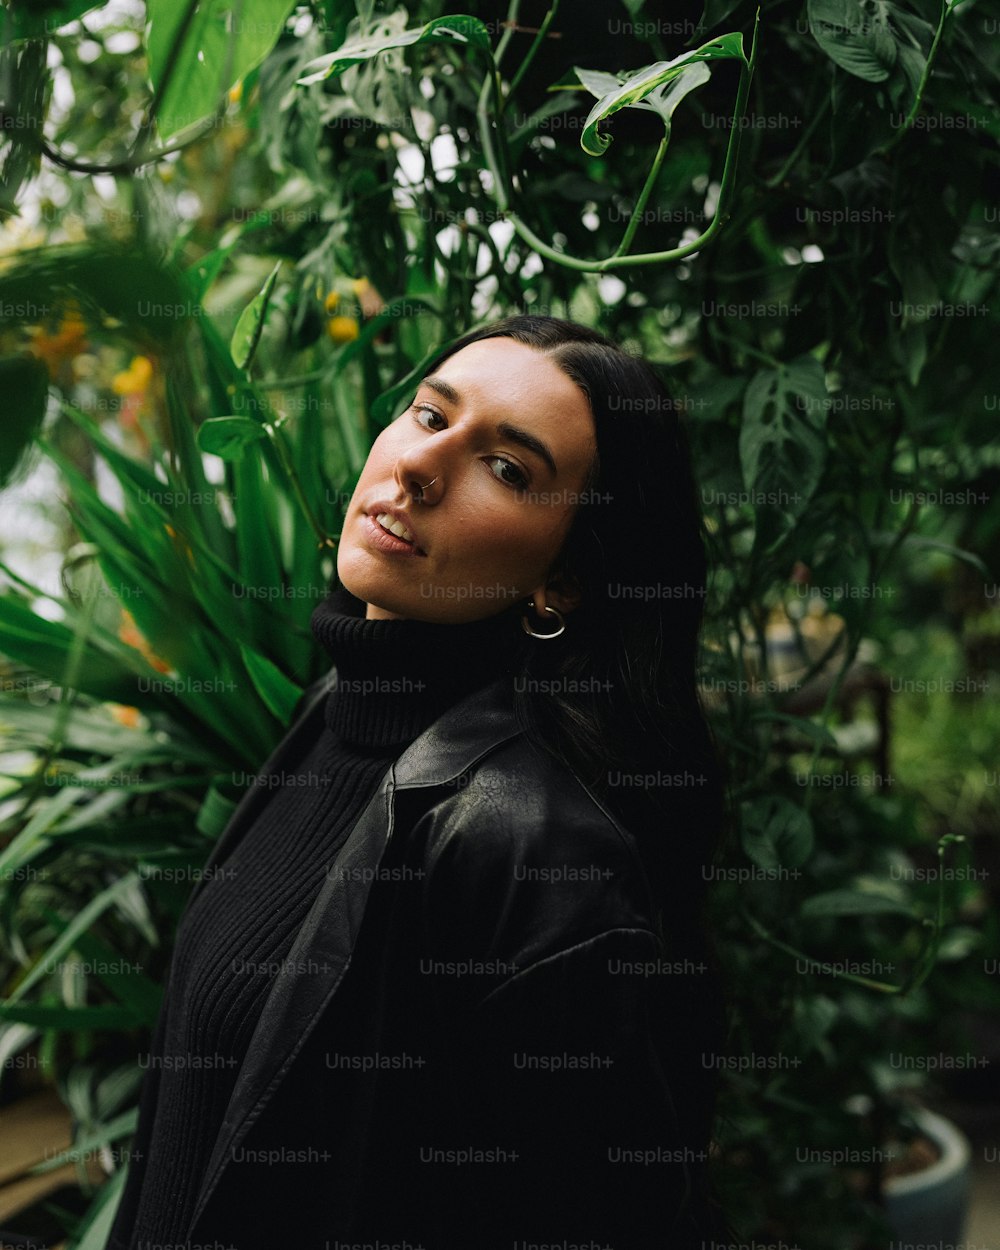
top-left (414, 476), bottom-right (437, 502)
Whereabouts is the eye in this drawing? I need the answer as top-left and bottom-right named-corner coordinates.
top-left (409, 402), bottom-right (447, 430)
top-left (408, 403), bottom-right (530, 490)
top-left (486, 457), bottom-right (529, 488)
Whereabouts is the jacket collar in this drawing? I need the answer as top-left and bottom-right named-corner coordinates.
top-left (187, 669), bottom-right (521, 912)
top-left (185, 670), bottom-right (523, 1236)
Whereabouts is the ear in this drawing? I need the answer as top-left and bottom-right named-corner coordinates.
top-left (528, 570), bottom-right (584, 617)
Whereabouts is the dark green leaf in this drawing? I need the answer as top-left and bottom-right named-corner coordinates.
top-left (741, 794), bottom-right (815, 870)
top-left (230, 260), bottom-right (282, 372)
top-left (0, 354), bottom-right (48, 487)
top-left (799, 889), bottom-right (917, 918)
top-left (238, 643), bottom-right (303, 723)
top-left (807, 0), bottom-right (898, 82)
top-left (197, 416), bottom-right (269, 460)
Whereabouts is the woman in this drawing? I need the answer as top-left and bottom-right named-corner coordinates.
top-left (107, 315), bottom-right (733, 1250)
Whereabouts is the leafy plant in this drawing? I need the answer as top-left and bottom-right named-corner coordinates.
top-left (0, 0), bottom-right (997, 1245)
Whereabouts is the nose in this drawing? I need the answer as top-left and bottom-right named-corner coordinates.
top-left (393, 448), bottom-right (443, 504)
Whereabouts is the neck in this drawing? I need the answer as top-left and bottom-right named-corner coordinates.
top-left (309, 581), bottom-right (529, 750)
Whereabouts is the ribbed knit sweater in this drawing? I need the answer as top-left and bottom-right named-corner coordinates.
top-left (116, 582), bottom-right (526, 1247)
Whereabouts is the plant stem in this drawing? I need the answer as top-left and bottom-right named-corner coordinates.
top-left (502, 0), bottom-right (560, 111)
top-left (762, 94), bottom-right (829, 190)
top-left (613, 132), bottom-right (668, 257)
top-left (874, 0), bottom-right (953, 156)
top-left (480, 7), bottom-right (761, 272)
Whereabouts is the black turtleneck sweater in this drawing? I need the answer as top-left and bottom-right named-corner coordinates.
top-left (117, 582), bottom-right (526, 1248)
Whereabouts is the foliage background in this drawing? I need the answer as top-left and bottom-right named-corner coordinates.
top-left (0, 0), bottom-right (998, 1246)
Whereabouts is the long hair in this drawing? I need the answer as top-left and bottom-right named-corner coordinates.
top-left (419, 313), bottom-right (736, 1240)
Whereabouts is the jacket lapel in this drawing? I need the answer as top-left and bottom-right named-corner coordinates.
top-left (186, 675), bottom-right (521, 1235)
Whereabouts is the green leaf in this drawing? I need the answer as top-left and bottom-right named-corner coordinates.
top-left (799, 889), bottom-right (917, 918)
top-left (0, 1002), bottom-right (143, 1028)
top-left (695, 0), bottom-right (743, 33)
top-left (146, 0), bottom-right (300, 141)
top-left (239, 643), bottom-right (303, 722)
top-left (197, 416), bottom-right (269, 460)
top-left (0, 353), bottom-right (49, 488)
top-left (866, 531), bottom-right (991, 579)
top-left (578, 33), bottom-right (746, 156)
top-left (63, 1153), bottom-right (130, 1250)
top-left (807, 0), bottom-right (898, 83)
top-left (40, 916), bottom-right (163, 1025)
top-left (0, 592), bottom-right (154, 708)
top-left (741, 794), bottom-right (815, 870)
top-left (5, 0), bottom-right (106, 41)
top-left (28, 1108), bottom-right (139, 1175)
top-left (6, 873), bottom-right (145, 1004)
top-left (634, 64), bottom-right (713, 129)
top-left (296, 14), bottom-right (492, 86)
top-left (230, 260), bottom-right (282, 372)
top-left (575, 62), bottom-right (711, 136)
top-left (195, 779), bottom-right (243, 837)
top-left (0, 243), bottom-right (193, 350)
top-left (739, 355), bottom-right (829, 549)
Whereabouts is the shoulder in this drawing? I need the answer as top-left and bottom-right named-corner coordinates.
top-left (406, 727), bottom-right (660, 974)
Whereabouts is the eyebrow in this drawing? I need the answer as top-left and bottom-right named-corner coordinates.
top-left (419, 374), bottom-right (559, 478)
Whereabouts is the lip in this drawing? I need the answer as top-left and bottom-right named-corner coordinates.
top-left (362, 505), bottom-right (428, 557)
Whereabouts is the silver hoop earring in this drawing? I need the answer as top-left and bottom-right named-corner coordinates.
top-left (520, 601), bottom-right (566, 639)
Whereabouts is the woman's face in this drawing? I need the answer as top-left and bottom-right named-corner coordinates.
top-left (336, 337), bottom-right (598, 622)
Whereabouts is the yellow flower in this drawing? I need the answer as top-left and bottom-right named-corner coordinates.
top-left (350, 277), bottom-right (370, 296)
top-left (229, 80), bottom-right (243, 104)
top-left (112, 354), bottom-right (154, 396)
top-left (323, 290), bottom-right (340, 314)
top-left (327, 315), bottom-right (360, 343)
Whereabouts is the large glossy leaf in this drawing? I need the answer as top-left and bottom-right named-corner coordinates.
top-left (296, 14), bottom-right (492, 87)
top-left (807, 0), bottom-right (898, 83)
top-left (146, 0), bottom-right (300, 141)
top-left (575, 62), bottom-right (711, 136)
top-left (578, 33), bottom-right (746, 156)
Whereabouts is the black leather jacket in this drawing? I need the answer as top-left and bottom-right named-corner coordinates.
top-left (109, 669), bottom-right (726, 1250)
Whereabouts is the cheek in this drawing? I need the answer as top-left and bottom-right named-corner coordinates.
top-left (461, 507), bottom-right (567, 574)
